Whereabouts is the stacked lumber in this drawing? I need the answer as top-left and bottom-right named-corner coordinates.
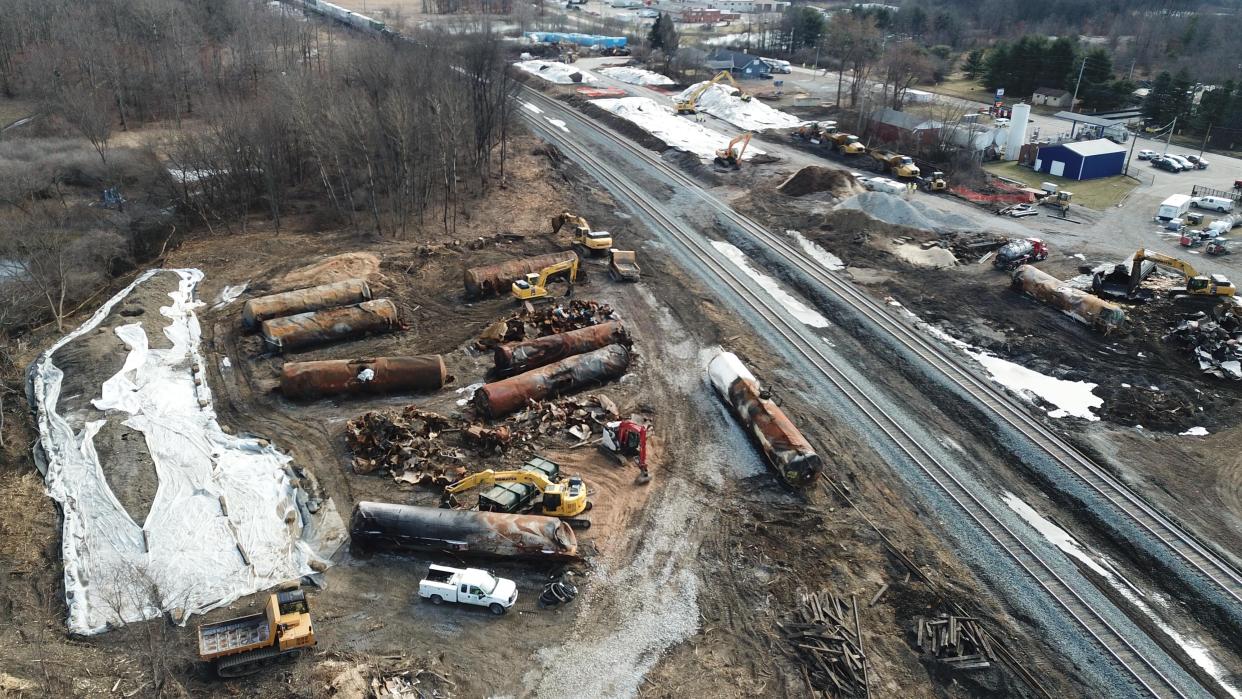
top-left (915, 614), bottom-right (994, 670)
top-left (780, 590), bottom-right (870, 698)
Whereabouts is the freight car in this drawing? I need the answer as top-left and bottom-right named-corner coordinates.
top-left (290, 0), bottom-right (395, 38)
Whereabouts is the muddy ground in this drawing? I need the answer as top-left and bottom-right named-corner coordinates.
top-left (0, 130), bottom-right (1088, 698)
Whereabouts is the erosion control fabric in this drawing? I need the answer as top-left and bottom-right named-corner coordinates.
top-left (30, 269), bottom-right (325, 635)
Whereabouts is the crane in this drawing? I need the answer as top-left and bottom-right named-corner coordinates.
top-left (512, 258), bottom-right (580, 302)
top-left (675, 70), bottom-right (752, 115)
top-left (714, 132), bottom-right (753, 170)
top-left (1128, 248), bottom-right (1236, 299)
top-left (441, 467), bottom-right (592, 528)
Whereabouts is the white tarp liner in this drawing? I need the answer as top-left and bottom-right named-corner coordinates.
top-left (599, 66), bottom-right (675, 86)
top-left (592, 97), bottom-right (765, 162)
top-left (673, 82), bottom-right (802, 131)
top-left (514, 60), bottom-right (597, 84)
top-left (31, 269), bottom-right (323, 635)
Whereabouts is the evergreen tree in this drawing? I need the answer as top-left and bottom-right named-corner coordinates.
top-left (648, 13), bottom-right (677, 53)
top-left (1170, 68), bottom-right (1194, 121)
top-left (1042, 37), bottom-right (1076, 92)
top-left (962, 48), bottom-right (985, 79)
top-left (1143, 71), bottom-right (1175, 124)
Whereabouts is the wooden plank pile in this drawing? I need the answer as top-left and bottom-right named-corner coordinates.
top-left (915, 614), bottom-right (994, 670)
top-left (779, 589), bottom-right (870, 698)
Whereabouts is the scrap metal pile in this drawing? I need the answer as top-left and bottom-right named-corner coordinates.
top-left (476, 299), bottom-right (619, 349)
top-left (345, 395), bottom-right (622, 483)
top-left (1163, 304), bottom-right (1242, 379)
top-left (779, 590), bottom-right (870, 697)
top-left (914, 613), bottom-right (995, 670)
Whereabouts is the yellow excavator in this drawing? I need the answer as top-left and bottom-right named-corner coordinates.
top-left (676, 70), bottom-right (752, 115)
top-left (714, 132), bottom-right (753, 170)
top-left (442, 458), bottom-right (592, 528)
top-left (1129, 248), bottom-right (1236, 299)
top-left (512, 258), bottom-right (579, 302)
top-left (552, 211), bottom-right (612, 256)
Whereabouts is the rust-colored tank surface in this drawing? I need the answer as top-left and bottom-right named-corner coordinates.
top-left (348, 501), bottom-right (578, 558)
top-left (241, 278), bottom-right (372, 329)
top-left (707, 352), bottom-right (822, 488)
top-left (260, 299), bottom-right (399, 352)
top-left (280, 356), bottom-right (448, 399)
top-left (463, 251), bottom-right (578, 299)
top-left (1012, 265), bottom-right (1126, 331)
top-left (474, 344), bottom-right (630, 418)
top-left (493, 321), bottom-right (629, 375)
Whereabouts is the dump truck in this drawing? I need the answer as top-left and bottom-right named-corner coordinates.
top-left (794, 120), bottom-right (837, 143)
top-left (827, 132), bottom-right (865, 155)
top-left (868, 149), bottom-right (920, 179)
top-left (419, 564), bottom-right (517, 615)
top-left (197, 590), bottom-right (316, 678)
top-left (609, 249), bottom-right (641, 282)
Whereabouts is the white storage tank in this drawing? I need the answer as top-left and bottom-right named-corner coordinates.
top-left (1005, 103), bottom-right (1031, 161)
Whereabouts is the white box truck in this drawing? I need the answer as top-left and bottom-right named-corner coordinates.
top-left (1157, 194), bottom-right (1194, 222)
top-left (419, 565), bottom-right (517, 615)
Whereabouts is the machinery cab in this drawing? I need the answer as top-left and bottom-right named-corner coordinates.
top-left (576, 229), bottom-right (613, 253)
top-left (512, 273), bottom-right (542, 300)
top-left (271, 589), bottom-right (315, 651)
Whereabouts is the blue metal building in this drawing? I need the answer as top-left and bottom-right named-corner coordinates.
top-left (1033, 139), bottom-right (1126, 180)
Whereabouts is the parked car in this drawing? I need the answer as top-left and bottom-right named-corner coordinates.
top-left (419, 565), bottom-right (517, 615)
top-left (1137, 149), bottom-right (1157, 160)
top-left (1186, 154), bottom-right (1210, 169)
top-left (1168, 154), bottom-right (1195, 171)
top-left (1151, 156), bottom-right (1183, 172)
top-left (1194, 196), bottom-right (1234, 213)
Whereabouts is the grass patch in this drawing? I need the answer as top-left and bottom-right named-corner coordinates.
top-left (983, 160), bottom-right (1138, 210)
top-left (0, 99), bottom-right (35, 128)
top-left (925, 76), bottom-right (992, 105)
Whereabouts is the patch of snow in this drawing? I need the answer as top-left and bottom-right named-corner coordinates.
top-left (521, 101), bottom-right (543, 114)
top-left (220, 357), bottom-right (231, 370)
top-left (969, 352), bottom-right (1101, 420)
top-left (456, 382), bottom-right (484, 407)
top-left (1180, 426), bottom-right (1209, 436)
top-left (788, 229), bottom-right (844, 271)
top-left (1072, 253), bottom-right (1086, 260)
top-left (212, 282), bottom-right (248, 309)
top-left (1121, 382), bottom-right (1131, 388)
top-left (546, 117), bottom-right (570, 133)
top-left (711, 241), bottom-right (829, 328)
top-left (673, 82), bottom-right (802, 131)
top-left (1004, 493), bottom-right (1242, 698)
top-left (599, 66), bottom-right (674, 86)
top-left (592, 97), bottom-right (765, 162)
top-left (514, 60), bottom-right (596, 84)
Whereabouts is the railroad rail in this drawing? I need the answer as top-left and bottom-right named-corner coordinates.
top-left (518, 87), bottom-right (1242, 611)
top-left (518, 86), bottom-right (1206, 698)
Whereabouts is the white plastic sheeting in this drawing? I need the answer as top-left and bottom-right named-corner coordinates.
top-left (592, 97), bottom-right (765, 162)
top-left (31, 269), bottom-right (324, 635)
top-left (599, 66), bottom-right (675, 86)
top-left (673, 82), bottom-right (802, 131)
top-left (514, 60), bottom-right (597, 84)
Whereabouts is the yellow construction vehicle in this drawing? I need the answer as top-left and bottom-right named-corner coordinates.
top-left (442, 456), bottom-right (592, 528)
top-left (1129, 248), bottom-right (1236, 299)
top-left (827, 131), bottom-right (866, 155)
top-left (675, 70), bottom-right (752, 115)
top-left (794, 120), bottom-right (837, 142)
top-left (868, 149), bottom-right (921, 179)
top-left (714, 132), bottom-right (753, 170)
top-left (1038, 190), bottom-right (1073, 214)
top-left (198, 589), bottom-right (316, 678)
top-left (552, 211), bottom-right (612, 256)
top-left (918, 171), bottom-right (948, 192)
top-left (512, 257), bottom-right (579, 301)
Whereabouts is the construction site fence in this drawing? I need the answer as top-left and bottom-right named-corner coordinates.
top-left (1192, 184), bottom-right (1242, 204)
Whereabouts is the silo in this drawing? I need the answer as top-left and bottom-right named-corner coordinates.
top-left (1005, 103), bottom-right (1031, 161)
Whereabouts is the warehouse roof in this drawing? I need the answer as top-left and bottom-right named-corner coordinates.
top-left (1060, 139), bottom-right (1126, 157)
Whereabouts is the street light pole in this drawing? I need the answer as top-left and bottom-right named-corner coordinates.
top-left (1164, 116), bottom-right (1177, 156)
top-left (1070, 55), bottom-right (1087, 113)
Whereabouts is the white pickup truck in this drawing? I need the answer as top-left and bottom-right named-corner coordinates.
top-left (418, 565), bottom-right (517, 615)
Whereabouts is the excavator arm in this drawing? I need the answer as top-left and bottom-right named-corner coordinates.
top-left (1129, 248), bottom-right (1202, 295)
top-left (678, 70), bottom-right (751, 112)
top-left (444, 469), bottom-right (555, 495)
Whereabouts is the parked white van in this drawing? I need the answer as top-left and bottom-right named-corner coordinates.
top-left (1157, 194), bottom-right (1194, 222)
top-left (1194, 196), bottom-right (1235, 213)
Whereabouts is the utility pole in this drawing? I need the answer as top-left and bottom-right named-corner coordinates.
top-left (1199, 123), bottom-right (1212, 159)
top-left (1124, 127), bottom-right (1140, 177)
top-left (1070, 55), bottom-right (1087, 113)
top-left (1163, 116), bottom-right (1177, 156)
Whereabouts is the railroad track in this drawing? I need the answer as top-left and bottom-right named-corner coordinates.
top-left (519, 86), bottom-right (1242, 610)
top-left (518, 87), bottom-right (1206, 698)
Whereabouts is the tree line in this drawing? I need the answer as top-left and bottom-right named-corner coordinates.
top-left (970, 36), bottom-right (1136, 111)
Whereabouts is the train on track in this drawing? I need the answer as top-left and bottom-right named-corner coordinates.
top-left (285, 0), bottom-right (397, 39)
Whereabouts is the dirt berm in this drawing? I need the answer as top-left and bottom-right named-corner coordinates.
top-left (777, 165), bottom-right (861, 198)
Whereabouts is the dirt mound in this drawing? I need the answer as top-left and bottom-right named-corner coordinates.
top-left (280, 252), bottom-right (381, 288)
top-left (778, 166), bottom-right (858, 197)
top-left (837, 191), bottom-right (975, 232)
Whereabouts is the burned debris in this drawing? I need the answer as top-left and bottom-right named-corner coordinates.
top-left (473, 344), bottom-right (632, 418)
top-left (476, 299), bottom-right (620, 350)
top-left (346, 407), bottom-right (465, 482)
top-left (779, 590), bottom-right (870, 697)
top-left (1164, 304), bottom-right (1242, 380)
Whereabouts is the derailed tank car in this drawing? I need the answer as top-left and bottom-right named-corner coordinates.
top-left (349, 502), bottom-right (578, 559)
top-left (707, 351), bottom-right (822, 488)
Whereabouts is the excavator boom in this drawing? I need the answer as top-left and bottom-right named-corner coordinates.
top-left (676, 70), bottom-right (751, 114)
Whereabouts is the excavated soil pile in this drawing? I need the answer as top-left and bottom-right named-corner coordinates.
top-left (778, 166), bottom-right (859, 198)
top-left (837, 192), bottom-right (976, 232)
top-left (280, 252), bottom-right (382, 288)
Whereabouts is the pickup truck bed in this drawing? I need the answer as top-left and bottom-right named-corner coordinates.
top-left (198, 613), bottom-right (271, 660)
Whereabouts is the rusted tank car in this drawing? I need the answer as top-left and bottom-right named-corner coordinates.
top-left (463, 251), bottom-right (578, 299)
top-left (493, 321), bottom-right (630, 375)
top-left (280, 356), bottom-right (448, 399)
top-left (707, 351), bottom-right (822, 488)
top-left (260, 299), bottom-right (399, 352)
top-left (473, 343), bottom-right (631, 418)
top-left (241, 279), bottom-right (372, 329)
top-left (348, 501), bottom-right (578, 558)
top-left (1012, 265), bottom-right (1126, 332)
